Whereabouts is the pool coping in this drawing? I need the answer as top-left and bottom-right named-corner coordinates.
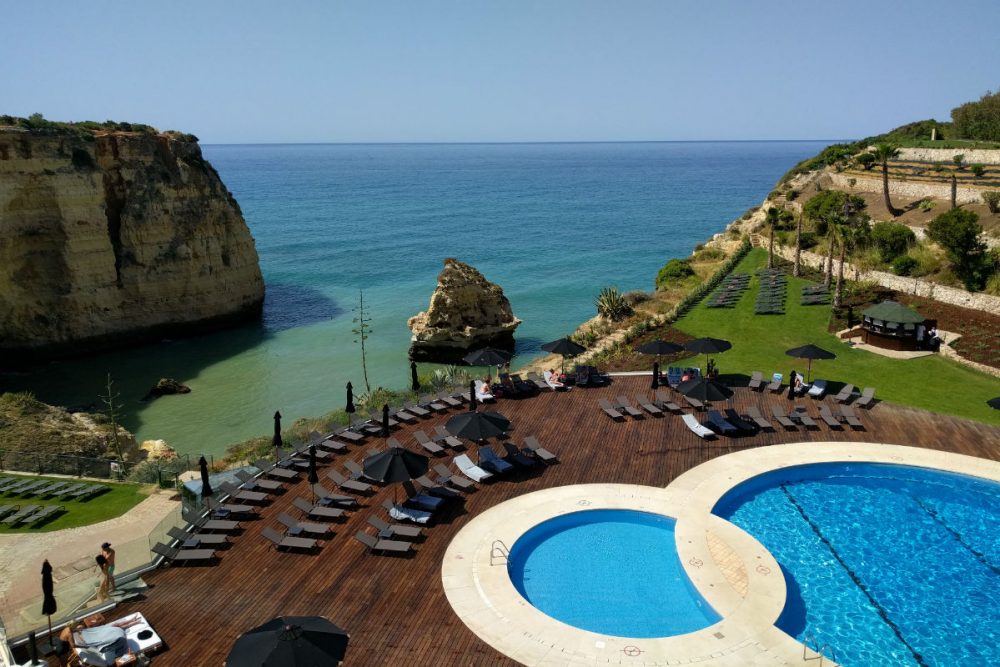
top-left (441, 442), bottom-right (1000, 666)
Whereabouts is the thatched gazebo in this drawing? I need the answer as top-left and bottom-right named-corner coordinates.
top-left (861, 300), bottom-right (925, 351)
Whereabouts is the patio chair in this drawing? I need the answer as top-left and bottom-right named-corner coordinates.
top-left (168, 526), bottom-right (228, 548)
top-left (616, 395), bottom-right (644, 418)
top-left (431, 425), bottom-right (465, 449)
top-left (382, 499), bottom-right (432, 524)
top-left (477, 447), bottom-right (515, 475)
top-left (748, 371), bottom-right (764, 390)
top-left (292, 496), bottom-right (345, 520)
top-left (745, 406), bottom-right (774, 430)
top-left (413, 430), bottom-right (445, 455)
top-left (368, 515), bottom-right (423, 539)
top-left (766, 372), bottom-right (783, 393)
top-left (818, 405), bottom-right (843, 428)
top-left (598, 398), bottom-right (625, 421)
top-left (152, 542), bottom-right (217, 565)
top-left (833, 384), bottom-right (856, 404)
top-left (807, 380), bottom-right (828, 399)
top-left (633, 393), bottom-right (663, 417)
top-left (328, 469), bottom-right (373, 494)
top-left (219, 481), bottom-right (269, 505)
top-left (261, 526), bottom-right (318, 552)
top-left (433, 463), bottom-right (477, 490)
top-left (522, 436), bottom-right (559, 464)
top-left (354, 530), bottom-right (413, 555)
top-left (235, 469), bottom-right (284, 493)
top-left (311, 484), bottom-right (358, 508)
top-left (454, 454), bottom-right (493, 483)
top-left (653, 389), bottom-right (682, 414)
top-left (182, 508), bottom-right (241, 533)
top-left (770, 406), bottom-right (797, 430)
top-left (500, 442), bottom-right (537, 469)
top-left (254, 459), bottom-right (298, 481)
top-left (681, 414), bottom-right (715, 439)
top-left (401, 481), bottom-right (446, 512)
top-left (277, 511), bottom-right (332, 537)
top-left (856, 387), bottom-right (876, 408)
top-left (840, 405), bottom-right (865, 430)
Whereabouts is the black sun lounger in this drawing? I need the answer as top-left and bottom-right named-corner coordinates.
top-left (153, 542), bottom-right (216, 565)
top-left (706, 410), bottom-right (739, 436)
top-left (367, 515), bottom-right (423, 539)
top-left (745, 406), bottom-right (774, 430)
top-left (328, 469), bottom-right (373, 494)
top-left (598, 399), bottom-right (625, 421)
top-left (168, 526), bottom-right (229, 548)
top-left (633, 394), bottom-right (663, 417)
top-left (522, 436), bottom-right (558, 464)
top-left (354, 530), bottom-right (413, 555)
top-left (235, 470), bottom-right (284, 493)
top-left (262, 526), bottom-right (319, 552)
top-left (770, 406), bottom-right (797, 430)
top-left (818, 405), bottom-right (843, 428)
top-left (292, 496), bottom-right (345, 520)
top-left (723, 409), bottom-right (759, 435)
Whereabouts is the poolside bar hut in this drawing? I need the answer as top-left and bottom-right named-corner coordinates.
top-left (860, 300), bottom-right (925, 351)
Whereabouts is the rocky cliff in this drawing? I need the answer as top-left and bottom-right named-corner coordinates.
top-left (408, 258), bottom-right (521, 362)
top-left (0, 127), bottom-right (264, 359)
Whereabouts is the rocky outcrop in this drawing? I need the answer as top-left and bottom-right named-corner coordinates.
top-left (0, 127), bottom-right (264, 361)
top-left (143, 378), bottom-right (191, 401)
top-left (408, 258), bottom-right (521, 362)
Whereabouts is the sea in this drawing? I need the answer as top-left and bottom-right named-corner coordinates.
top-left (1, 141), bottom-right (832, 457)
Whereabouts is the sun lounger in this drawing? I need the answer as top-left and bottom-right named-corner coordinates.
top-left (206, 497), bottom-right (258, 519)
top-left (344, 460), bottom-right (377, 482)
top-left (292, 496), bottom-right (345, 520)
top-left (278, 511), bottom-right (332, 537)
top-left (840, 405), bottom-right (865, 430)
top-left (219, 481), bottom-right (269, 504)
top-left (745, 406), bottom-right (774, 430)
top-left (598, 398), bottom-right (625, 421)
top-left (315, 438), bottom-right (348, 455)
top-left (653, 389), bottom-right (682, 413)
top-left (368, 515), bottom-right (423, 539)
top-left (615, 395), bottom-right (644, 418)
top-left (152, 542), bottom-right (216, 565)
top-left (433, 463), bottom-right (476, 490)
top-left (413, 430), bottom-right (445, 455)
top-left (792, 407), bottom-right (819, 429)
top-left (23, 504), bottom-right (64, 525)
top-left (766, 372), bottom-right (784, 392)
top-left (0, 478), bottom-right (18, 493)
top-left (235, 469), bottom-right (284, 492)
top-left (477, 447), bottom-right (515, 475)
top-left (2, 505), bottom-right (40, 525)
top-left (500, 442), bottom-right (537, 469)
top-left (255, 459), bottom-right (298, 480)
top-left (522, 436), bottom-right (558, 464)
top-left (856, 387), bottom-right (876, 408)
top-left (525, 372), bottom-right (551, 392)
top-left (807, 380), bottom-right (828, 399)
top-left (770, 406), bottom-right (798, 429)
top-left (474, 380), bottom-right (496, 402)
top-left (419, 395), bottom-right (449, 413)
top-left (261, 526), bottom-right (318, 552)
top-left (454, 454), bottom-right (493, 483)
top-left (431, 425), bottom-right (465, 449)
top-left (6, 479), bottom-right (45, 496)
top-left (392, 409), bottom-right (419, 424)
top-left (354, 530), bottom-right (413, 555)
top-left (168, 526), bottom-right (228, 548)
top-left (414, 475), bottom-right (464, 499)
top-left (437, 392), bottom-right (463, 408)
top-left (401, 481), bottom-right (446, 512)
top-left (382, 499), bottom-right (432, 524)
top-left (632, 393), bottom-right (663, 417)
top-left (543, 371), bottom-right (567, 391)
top-left (336, 427), bottom-right (366, 443)
top-left (723, 409), bottom-right (758, 435)
top-left (832, 383), bottom-right (856, 403)
top-left (328, 469), bottom-right (372, 494)
top-left (23, 480), bottom-right (64, 497)
top-left (748, 371), bottom-right (764, 390)
top-left (312, 483), bottom-right (358, 508)
top-left (682, 394), bottom-right (705, 411)
top-left (681, 413), bottom-right (716, 439)
top-left (818, 405), bottom-right (843, 428)
top-left (706, 410), bottom-right (739, 436)
top-left (293, 441), bottom-right (331, 461)
top-left (183, 508), bottom-right (241, 533)
top-left (405, 403), bottom-right (431, 418)
top-left (0, 504), bottom-right (18, 520)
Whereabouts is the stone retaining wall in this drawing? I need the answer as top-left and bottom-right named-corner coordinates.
top-left (830, 172), bottom-right (985, 205)
top-left (896, 147), bottom-right (1000, 165)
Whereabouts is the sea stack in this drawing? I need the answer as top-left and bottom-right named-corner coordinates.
top-left (0, 124), bottom-right (264, 360)
top-left (408, 258), bottom-right (521, 363)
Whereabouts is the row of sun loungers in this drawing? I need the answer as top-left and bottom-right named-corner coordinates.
top-left (755, 268), bottom-right (787, 315)
top-left (706, 272), bottom-right (751, 308)
top-left (0, 477), bottom-right (108, 500)
top-left (801, 283), bottom-right (830, 306)
top-left (0, 503), bottom-right (65, 526)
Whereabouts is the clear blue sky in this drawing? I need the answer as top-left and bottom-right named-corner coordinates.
top-left (4, 0), bottom-right (998, 144)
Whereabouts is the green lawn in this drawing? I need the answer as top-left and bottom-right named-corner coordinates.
top-left (0, 476), bottom-right (149, 532)
top-left (674, 249), bottom-right (1000, 426)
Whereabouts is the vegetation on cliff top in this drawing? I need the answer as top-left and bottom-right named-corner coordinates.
top-left (0, 112), bottom-right (198, 142)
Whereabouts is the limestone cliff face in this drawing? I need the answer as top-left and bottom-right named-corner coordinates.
top-left (0, 129), bottom-right (264, 358)
top-left (408, 258), bottom-right (521, 362)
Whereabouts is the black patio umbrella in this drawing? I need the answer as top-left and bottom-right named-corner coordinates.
top-left (381, 404), bottom-right (390, 439)
top-left (199, 456), bottom-right (213, 503)
top-left (272, 411), bottom-right (283, 449)
top-left (684, 337), bottom-right (732, 374)
top-left (41, 560), bottom-right (57, 644)
top-left (652, 361), bottom-right (660, 390)
top-left (345, 382), bottom-right (356, 423)
top-left (463, 347), bottom-right (511, 383)
top-left (635, 340), bottom-right (685, 356)
top-left (446, 410), bottom-right (510, 442)
top-left (362, 444), bottom-right (429, 505)
top-left (676, 377), bottom-right (733, 407)
top-left (785, 344), bottom-right (836, 383)
top-left (541, 338), bottom-right (586, 373)
top-left (307, 445), bottom-right (319, 502)
top-left (410, 361), bottom-right (420, 392)
top-left (225, 616), bottom-right (349, 667)
top-left (987, 397), bottom-right (1000, 410)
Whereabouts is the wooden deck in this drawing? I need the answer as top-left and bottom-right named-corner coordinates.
top-left (90, 377), bottom-right (1000, 666)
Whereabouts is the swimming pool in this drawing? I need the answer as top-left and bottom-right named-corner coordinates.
top-left (506, 509), bottom-right (720, 638)
top-left (713, 462), bottom-right (1000, 667)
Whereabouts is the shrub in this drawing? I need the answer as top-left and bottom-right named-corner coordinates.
top-left (985, 272), bottom-right (1000, 296)
top-left (787, 189), bottom-right (799, 201)
top-left (917, 199), bottom-right (936, 212)
top-left (623, 290), bottom-right (650, 306)
top-left (970, 163), bottom-right (986, 178)
top-left (908, 244), bottom-right (942, 277)
top-left (71, 148), bottom-right (94, 169)
top-left (798, 231), bottom-right (819, 250)
top-left (847, 178), bottom-right (857, 189)
top-left (926, 208), bottom-right (989, 289)
top-left (951, 89), bottom-right (1000, 141)
top-left (891, 255), bottom-right (918, 276)
top-left (856, 153), bottom-right (876, 170)
top-left (932, 162), bottom-right (946, 172)
top-left (952, 154), bottom-right (965, 168)
top-left (870, 221), bottom-right (916, 262)
top-left (983, 191), bottom-right (1000, 214)
top-left (655, 259), bottom-right (695, 288)
top-left (693, 247), bottom-right (724, 262)
top-left (594, 287), bottom-right (633, 321)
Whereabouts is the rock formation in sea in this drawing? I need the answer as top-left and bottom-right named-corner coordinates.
top-left (0, 124), bottom-right (264, 360)
top-left (143, 378), bottom-right (192, 401)
top-left (408, 258), bottom-right (521, 363)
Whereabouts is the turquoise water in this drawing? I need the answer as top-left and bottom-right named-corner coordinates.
top-left (1, 141), bottom-right (831, 455)
top-left (507, 509), bottom-right (720, 637)
top-left (713, 463), bottom-right (1000, 667)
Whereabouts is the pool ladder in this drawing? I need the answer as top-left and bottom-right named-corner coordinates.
top-left (802, 633), bottom-right (837, 665)
top-left (490, 539), bottom-right (510, 566)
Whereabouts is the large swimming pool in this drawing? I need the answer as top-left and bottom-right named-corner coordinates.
top-left (506, 509), bottom-right (720, 638)
top-left (713, 462), bottom-right (1000, 666)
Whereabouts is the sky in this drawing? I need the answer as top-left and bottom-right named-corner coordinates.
top-left (3, 0), bottom-right (999, 144)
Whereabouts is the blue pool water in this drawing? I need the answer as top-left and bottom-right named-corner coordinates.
top-left (713, 463), bottom-right (1000, 667)
top-left (507, 509), bottom-right (720, 637)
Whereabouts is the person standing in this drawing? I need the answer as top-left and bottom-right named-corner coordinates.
top-left (786, 370), bottom-right (797, 400)
top-left (95, 555), bottom-right (109, 602)
top-left (101, 542), bottom-right (116, 593)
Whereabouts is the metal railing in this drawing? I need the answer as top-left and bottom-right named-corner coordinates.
top-left (490, 539), bottom-right (510, 566)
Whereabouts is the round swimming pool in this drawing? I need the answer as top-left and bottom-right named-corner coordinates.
top-left (506, 509), bottom-right (720, 638)
top-left (713, 462), bottom-right (1000, 667)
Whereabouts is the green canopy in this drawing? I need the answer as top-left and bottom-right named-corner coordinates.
top-left (862, 300), bottom-right (924, 325)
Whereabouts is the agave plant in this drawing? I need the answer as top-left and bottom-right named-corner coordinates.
top-left (594, 286), bottom-right (633, 322)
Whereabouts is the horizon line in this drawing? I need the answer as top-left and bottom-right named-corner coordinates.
top-left (202, 138), bottom-right (848, 147)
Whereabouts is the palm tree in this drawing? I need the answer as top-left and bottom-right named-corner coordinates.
top-left (950, 173), bottom-right (957, 209)
top-left (833, 222), bottom-right (853, 308)
top-left (793, 211), bottom-right (803, 277)
top-left (765, 206), bottom-right (781, 269)
top-left (822, 212), bottom-right (841, 289)
top-left (871, 143), bottom-right (901, 216)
